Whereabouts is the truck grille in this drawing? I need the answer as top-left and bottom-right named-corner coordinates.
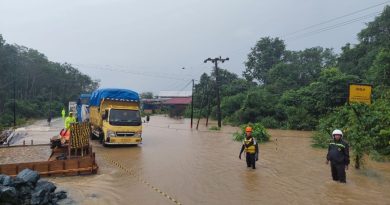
top-left (116, 132), bottom-right (135, 137)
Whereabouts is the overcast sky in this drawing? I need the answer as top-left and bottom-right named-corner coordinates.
top-left (0, 0), bottom-right (388, 94)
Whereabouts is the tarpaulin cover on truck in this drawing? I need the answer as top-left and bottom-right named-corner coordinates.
top-left (89, 88), bottom-right (140, 106)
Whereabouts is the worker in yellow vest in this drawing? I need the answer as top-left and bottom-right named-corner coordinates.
top-left (239, 126), bottom-right (259, 169)
top-left (65, 112), bottom-right (76, 129)
top-left (61, 108), bottom-right (66, 119)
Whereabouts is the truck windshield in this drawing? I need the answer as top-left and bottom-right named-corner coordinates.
top-left (109, 109), bottom-right (141, 126)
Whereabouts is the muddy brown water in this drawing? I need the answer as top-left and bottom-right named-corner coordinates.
top-left (1, 116), bottom-right (389, 205)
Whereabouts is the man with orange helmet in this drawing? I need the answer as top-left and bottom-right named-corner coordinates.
top-left (239, 126), bottom-right (259, 169)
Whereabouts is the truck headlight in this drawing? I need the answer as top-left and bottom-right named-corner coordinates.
top-left (107, 130), bottom-right (116, 138)
top-left (134, 132), bottom-right (142, 138)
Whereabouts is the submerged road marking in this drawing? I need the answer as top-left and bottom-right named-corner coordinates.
top-left (101, 154), bottom-right (183, 205)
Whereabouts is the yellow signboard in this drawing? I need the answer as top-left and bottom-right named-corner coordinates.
top-left (348, 84), bottom-right (372, 105)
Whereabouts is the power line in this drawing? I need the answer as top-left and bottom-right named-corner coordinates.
top-left (281, 1), bottom-right (390, 38)
top-left (179, 80), bottom-right (193, 91)
top-left (73, 63), bottom-right (193, 81)
top-left (286, 11), bottom-right (381, 41)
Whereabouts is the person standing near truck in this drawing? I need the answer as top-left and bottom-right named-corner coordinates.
top-left (326, 129), bottom-right (350, 183)
top-left (239, 127), bottom-right (259, 169)
top-left (61, 108), bottom-right (66, 119)
top-left (65, 112), bottom-right (76, 129)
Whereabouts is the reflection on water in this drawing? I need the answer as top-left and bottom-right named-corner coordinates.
top-left (2, 116), bottom-right (389, 204)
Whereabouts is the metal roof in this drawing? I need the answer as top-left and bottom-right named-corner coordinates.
top-left (163, 97), bottom-right (192, 105)
top-left (158, 91), bottom-right (192, 98)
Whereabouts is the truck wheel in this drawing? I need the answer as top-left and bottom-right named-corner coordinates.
top-left (99, 133), bottom-right (104, 144)
top-left (90, 131), bottom-right (96, 140)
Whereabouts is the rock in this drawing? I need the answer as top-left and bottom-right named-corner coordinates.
top-left (31, 189), bottom-right (50, 205)
top-left (0, 172), bottom-right (67, 205)
top-left (35, 180), bottom-right (57, 193)
top-left (1, 175), bottom-right (14, 186)
top-left (0, 185), bottom-right (18, 204)
top-left (16, 169), bottom-right (40, 185)
top-left (15, 181), bottom-right (34, 200)
top-left (55, 190), bottom-right (67, 200)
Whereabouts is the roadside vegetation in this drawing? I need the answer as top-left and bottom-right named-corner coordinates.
top-left (0, 35), bottom-right (99, 130)
top-left (188, 6), bottom-right (390, 166)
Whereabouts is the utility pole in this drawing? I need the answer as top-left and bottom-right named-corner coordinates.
top-left (204, 56), bottom-right (229, 128)
top-left (205, 81), bottom-right (210, 127)
top-left (49, 87), bottom-right (52, 118)
top-left (13, 74), bottom-right (16, 128)
top-left (190, 79), bottom-right (194, 129)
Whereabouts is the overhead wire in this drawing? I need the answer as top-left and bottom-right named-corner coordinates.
top-left (73, 63), bottom-right (193, 81)
top-left (286, 11), bottom-right (382, 41)
top-left (281, 1), bottom-right (390, 38)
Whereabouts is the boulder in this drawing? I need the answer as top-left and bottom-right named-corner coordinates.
top-left (0, 185), bottom-right (18, 204)
top-left (30, 189), bottom-right (50, 205)
top-left (0, 175), bottom-right (14, 186)
top-left (16, 169), bottom-right (40, 185)
top-left (55, 190), bottom-right (67, 200)
top-left (35, 180), bottom-right (57, 193)
top-left (0, 172), bottom-right (67, 205)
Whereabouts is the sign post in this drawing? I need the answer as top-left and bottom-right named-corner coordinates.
top-left (348, 84), bottom-right (372, 105)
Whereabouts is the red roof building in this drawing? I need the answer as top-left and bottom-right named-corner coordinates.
top-left (163, 97), bottom-right (192, 105)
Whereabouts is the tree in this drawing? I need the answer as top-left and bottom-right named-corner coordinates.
top-left (140, 92), bottom-right (154, 99)
top-left (280, 68), bottom-right (360, 130)
top-left (0, 34), bottom-right (99, 129)
top-left (367, 48), bottom-right (390, 87)
top-left (338, 6), bottom-right (390, 78)
top-left (243, 37), bottom-right (286, 84)
top-left (266, 47), bottom-right (336, 94)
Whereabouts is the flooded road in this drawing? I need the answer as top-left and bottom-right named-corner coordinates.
top-left (2, 116), bottom-right (390, 204)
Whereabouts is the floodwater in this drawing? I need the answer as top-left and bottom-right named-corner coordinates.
top-left (2, 116), bottom-right (390, 204)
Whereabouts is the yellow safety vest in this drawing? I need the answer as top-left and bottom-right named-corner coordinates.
top-left (243, 138), bottom-right (256, 154)
top-left (65, 116), bottom-right (76, 129)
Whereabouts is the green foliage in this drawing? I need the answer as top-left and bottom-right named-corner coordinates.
top-left (314, 101), bottom-right (390, 167)
top-left (221, 93), bottom-right (245, 120)
top-left (338, 6), bottom-right (390, 78)
top-left (367, 48), bottom-right (390, 87)
top-left (243, 37), bottom-right (285, 84)
top-left (0, 34), bottom-right (99, 128)
top-left (259, 117), bottom-right (281, 129)
top-left (140, 92), bottom-right (154, 99)
top-left (312, 7), bottom-right (390, 164)
top-left (233, 123), bottom-right (270, 143)
top-left (209, 126), bottom-right (220, 131)
top-left (279, 68), bottom-right (359, 130)
top-left (267, 47), bottom-right (337, 94)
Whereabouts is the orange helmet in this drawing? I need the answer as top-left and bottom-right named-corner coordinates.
top-left (245, 126), bottom-right (252, 132)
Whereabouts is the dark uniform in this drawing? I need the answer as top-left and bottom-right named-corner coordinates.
top-left (239, 137), bottom-right (259, 169)
top-left (327, 140), bottom-right (349, 183)
top-left (146, 115), bottom-right (150, 123)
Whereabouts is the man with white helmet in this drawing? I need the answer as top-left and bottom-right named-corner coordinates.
top-left (326, 129), bottom-right (350, 183)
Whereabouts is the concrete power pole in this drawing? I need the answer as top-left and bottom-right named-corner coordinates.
top-left (204, 56), bottom-right (229, 128)
top-left (13, 74), bottom-right (16, 128)
top-left (190, 79), bottom-right (194, 128)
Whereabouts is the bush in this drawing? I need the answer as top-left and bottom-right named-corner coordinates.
top-left (209, 126), bottom-right (220, 131)
top-left (259, 116), bottom-right (281, 129)
top-left (314, 101), bottom-right (390, 168)
top-left (312, 131), bottom-right (331, 148)
top-left (233, 122), bottom-right (270, 143)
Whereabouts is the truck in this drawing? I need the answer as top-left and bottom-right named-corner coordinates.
top-left (89, 88), bottom-right (142, 146)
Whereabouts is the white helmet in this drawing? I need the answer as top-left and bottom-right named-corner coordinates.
top-left (332, 129), bottom-right (343, 138)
